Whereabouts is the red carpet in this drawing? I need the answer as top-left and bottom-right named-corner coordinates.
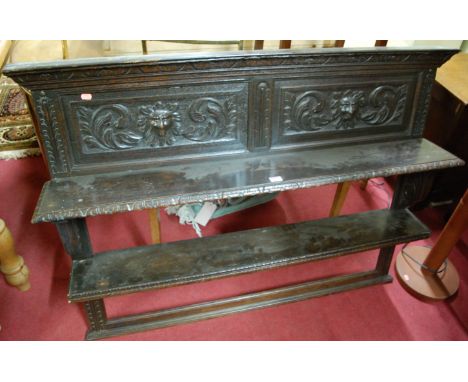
top-left (0, 156), bottom-right (467, 340)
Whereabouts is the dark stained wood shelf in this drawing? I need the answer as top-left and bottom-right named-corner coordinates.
top-left (34, 138), bottom-right (463, 223)
top-left (69, 209), bottom-right (430, 302)
top-left (5, 47), bottom-right (463, 339)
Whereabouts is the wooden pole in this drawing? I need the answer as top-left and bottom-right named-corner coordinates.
top-left (329, 182), bottom-right (351, 217)
top-left (0, 219), bottom-right (30, 291)
top-left (374, 40), bottom-right (388, 47)
top-left (61, 40), bottom-right (69, 60)
top-left (423, 189), bottom-right (468, 272)
top-left (148, 208), bottom-right (161, 244)
top-left (142, 40), bottom-right (148, 55)
top-left (254, 40), bottom-right (264, 50)
top-left (395, 189), bottom-right (467, 300)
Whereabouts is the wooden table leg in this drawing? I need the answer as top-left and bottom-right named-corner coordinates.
top-left (359, 179), bottom-right (369, 190)
top-left (148, 208), bottom-right (161, 244)
top-left (395, 188), bottom-right (468, 300)
top-left (329, 181), bottom-right (352, 217)
top-left (0, 219), bottom-right (30, 291)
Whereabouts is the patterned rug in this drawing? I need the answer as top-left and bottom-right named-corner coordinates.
top-left (0, 75), bottom-right (40, 159)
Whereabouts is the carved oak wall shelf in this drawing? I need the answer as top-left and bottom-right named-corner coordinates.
top-left (4, 47), bottom-right (464, 340)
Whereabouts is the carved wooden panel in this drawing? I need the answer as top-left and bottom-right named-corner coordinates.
top-left (60, 82), bottom-right (249, 173)
top-left (76, 97), bottom-right (240, 152)
top-left (273, 74), bottom-right (417, 147)
top-left (9, 49), bottom-right (455, 178)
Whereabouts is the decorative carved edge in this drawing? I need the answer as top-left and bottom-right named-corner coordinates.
top-left (9, 51), bottom-right (455, 86)
top-left (35, 92), bottom-right (58, 173)
top-left (412, 69), bottom-right (436, 137)
top-left (83, 300), bottom-right (107, 331)
top-left (250, 81), bottom-right (272, 150)
top-left (35, 91), bottom-right (68, 174)
top-left (32, 157), bottom-right (464, 224)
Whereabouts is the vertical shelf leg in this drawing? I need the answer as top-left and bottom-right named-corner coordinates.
top-left (55, 218), bottom-right (93, 260)
top-left (84, 299), bottom-right (107, 334)
top-left (55, 218), bottom-right (109, 338)
top-left (375, 172), bottom-right (430, 276)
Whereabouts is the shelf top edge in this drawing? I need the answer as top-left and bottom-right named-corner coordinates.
top-left (3, 47), bottom-right (459, 75)
top-left (31, 138), bottom-right (465, 224)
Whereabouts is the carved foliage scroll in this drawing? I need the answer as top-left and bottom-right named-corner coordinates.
top-left (35, 91), bottom-right (68, 174)
top-left (77, 97), bottom-right (239, 151)
top-left (283, 84), bottom-right (408, 133)
top-left (184, 97), bottom-right (238, 142)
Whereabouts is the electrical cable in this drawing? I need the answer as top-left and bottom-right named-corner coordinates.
top-left (368, 178), bottom-right (391, 208)
top-left (400, 242), bottom-right (448, 275)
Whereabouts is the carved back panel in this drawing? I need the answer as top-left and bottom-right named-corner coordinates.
top-left (4, 48), bottom-right (456, 178)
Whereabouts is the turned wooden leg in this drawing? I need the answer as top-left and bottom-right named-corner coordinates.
top-left (148, 208), bottom-right (161, 244)
top-left (329, 181), bottom-right (352, 217)
top-left (0, 219), bottom-right (30, 291)
top-left (359, 179), bottom-right (369, 190)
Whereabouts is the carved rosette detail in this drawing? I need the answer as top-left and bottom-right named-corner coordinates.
top-left (78, 97), bottom-right (238, 151)
top-left (283, 85), bottom-right (408, 132)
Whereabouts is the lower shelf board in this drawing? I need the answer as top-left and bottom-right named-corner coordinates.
top-left (69, 208), bottom-right (430, 302)
top-left (86, 270), bottom-right (392, 340)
